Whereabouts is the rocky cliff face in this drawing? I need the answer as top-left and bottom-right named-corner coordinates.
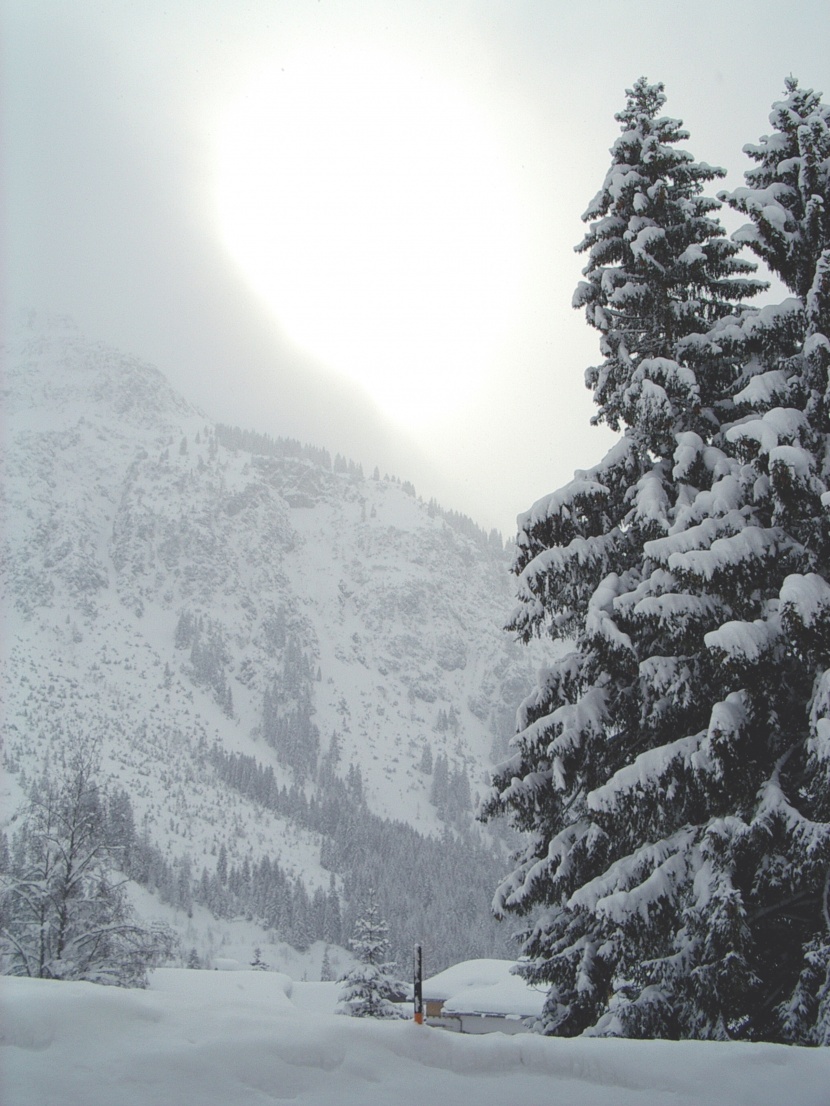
top-left (1, 312), bottom-right (533, 968)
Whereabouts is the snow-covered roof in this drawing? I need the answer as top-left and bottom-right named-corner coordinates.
top-left (422, 959), bottom-right (547, 1018)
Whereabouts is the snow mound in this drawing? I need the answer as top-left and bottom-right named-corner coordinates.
top-left (3, 973), bottom-right (830, 1106)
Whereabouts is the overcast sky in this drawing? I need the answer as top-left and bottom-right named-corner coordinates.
top-left (3, 0), bottom-right (828, 534)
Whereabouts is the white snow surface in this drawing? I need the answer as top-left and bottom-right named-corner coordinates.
top-left (732, 370), bottom-right (790, 408)
top-left (704, 617), bottom-right (778, 663)
top-left (3, 970), bottom-right (829, 1106)
top-left (725, 406), bottom-right (807, 453)
top-left (781, 572), bottom-right (830, 627)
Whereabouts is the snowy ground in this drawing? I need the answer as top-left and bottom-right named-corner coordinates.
top-left (3, 969), bottom-right (829, 1106)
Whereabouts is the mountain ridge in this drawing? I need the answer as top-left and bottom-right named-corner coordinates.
top-left (1, 312), bottom-right (533, 970)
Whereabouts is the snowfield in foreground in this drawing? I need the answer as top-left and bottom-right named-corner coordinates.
top-left (2, 970), bottom-right (829, 1106)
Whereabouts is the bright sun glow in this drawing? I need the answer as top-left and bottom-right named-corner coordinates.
top-left (216, 47), bottom-right (523, 424)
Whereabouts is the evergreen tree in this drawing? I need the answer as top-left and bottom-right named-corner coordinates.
top-left (660, 77), bottom-right (830, 1043)
top-left (585, 76), bottom-right (830, 1044)
top-left (290, 879), bottom-right (313, 951)
top-left (724, 77), bottom-right (830, 301)
top-left (430, 753), bottom-right (449, 818)
top-left (324, 876), bottom-right (343, 946)
top-left (336, 892), bottom-right (405, 1019)
top-left (320, 944), bottom-right (334, 982)
top-left (250, 946), bottom-right (269, 971)
top-left (481, 78), bottom-right (829, 1042)
top-left (418, 742), bottom-right (434, 774)
top-left (574, 76), bottom-right (763, 454)
top-left (311, 886), bottom-right (328, 942)
top-left (216, 843), bottom-right (228, 886)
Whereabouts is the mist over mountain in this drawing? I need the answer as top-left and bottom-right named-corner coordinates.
top-left (1, 312), bottom-right (536, 972)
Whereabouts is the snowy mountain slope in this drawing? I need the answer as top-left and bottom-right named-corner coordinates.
top-left (1, 312), bottom-right (533, 966)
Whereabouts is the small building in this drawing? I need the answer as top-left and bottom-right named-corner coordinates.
top-left (422, 959), bottom-right (546, 1034)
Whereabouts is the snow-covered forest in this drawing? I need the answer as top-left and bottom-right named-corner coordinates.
top-left (1, 305), bottom-right (535, 981)
top-left (483, 77), bottom-right (830, 1044)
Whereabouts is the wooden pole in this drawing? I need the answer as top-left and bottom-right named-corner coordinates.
top-left (413, 943), bottom-right (423, 1024)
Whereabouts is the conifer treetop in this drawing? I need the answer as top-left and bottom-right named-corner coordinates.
top-left (574, 77), bottom-right (765, 454)
top-left (723, 77), bottom-right (830, 300)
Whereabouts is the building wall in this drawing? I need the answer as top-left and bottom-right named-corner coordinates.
top-left (426, 1013), bottom-right (532, 1035)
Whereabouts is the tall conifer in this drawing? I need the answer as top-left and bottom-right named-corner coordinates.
top-left (482, 79), bottom-right (830, 1042)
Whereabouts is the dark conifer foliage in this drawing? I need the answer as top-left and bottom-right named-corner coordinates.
top-left (215, 424), bottom-right (333, 471)
top-left (483, 79), bottom-right (829, 1043)
top-left (208, 743), bottom-right (510, 970)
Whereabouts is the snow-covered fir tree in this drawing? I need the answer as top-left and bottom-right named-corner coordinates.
top-left (671, 76), bottom-right (830, 1044)
top-left (573, 75), bottom-right (764, 455)
top-left (482, 78), bottom-right (830, 1044)
top-left (725, 77), bottom-right (830, 302)
top-left (336, 892), bottom-right (405, 1019)
top-left (250, 947), bottom-right (269, 971)
top-left (320, 945), bottom-right (334, 982)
